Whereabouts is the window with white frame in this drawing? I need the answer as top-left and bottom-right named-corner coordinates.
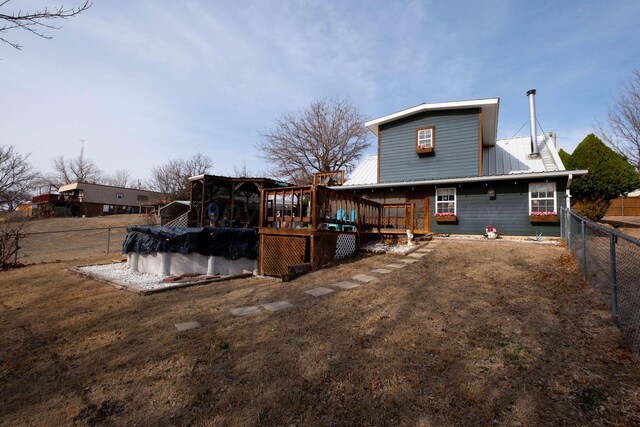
top-left (436, 188), bottom-right (456, 214)
top-left (416, 126), bottom-right (435, 153)
top-left (529, 182), bottom-right (556, 213)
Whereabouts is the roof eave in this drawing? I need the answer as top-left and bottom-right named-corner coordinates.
top-left (332, 170), bottom-right (588, 191)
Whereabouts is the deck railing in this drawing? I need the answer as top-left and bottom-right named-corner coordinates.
top-left (381, 204), bottom-right (414, 232)
top-left (259, 185), bottom-right (414, 233)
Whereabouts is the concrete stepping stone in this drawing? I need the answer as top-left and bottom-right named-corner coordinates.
top-left (262, 301), bottom-right (294, 311)
top-left (417, 248), bottom-right (434, 253)
top-left (371, 268), bottom-right (392, 274)
top-left (408, 252), bottom-right (427, 258)
top-left (385, 263), bottom-right (406, 269)
top-left (305, 287), bottom-right (335, 297)
top-left (400, 259), bottom-right (419, 264)
top-left (175, 321), bottom-right (201, 331)
top-left (352, 274), bottom-right (377, 283)
top-left (332, 281), bottom-right (361, 290)
top-left (230, 306), bottom-right (261, 316)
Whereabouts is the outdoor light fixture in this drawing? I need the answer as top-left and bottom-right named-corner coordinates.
top-left (488, 188), bottom-right (496, 199)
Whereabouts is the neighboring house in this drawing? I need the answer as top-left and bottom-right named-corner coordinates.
top-left (336, 93), bottom-right (588, 236)
top-left (54, 182), bottom-right (166, 217)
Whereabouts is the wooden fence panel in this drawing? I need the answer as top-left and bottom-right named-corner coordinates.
top-left (606, 197), bottom-right (640, 216)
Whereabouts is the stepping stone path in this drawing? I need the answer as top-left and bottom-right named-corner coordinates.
top-left (305, 287), bottom-right (335, 297)
top-left (227, 242), bottom-right (444, 319)
top-left (352, 274), bottom-right (377, 283)
top-left (408, 252), bottom-right (427, 258)
top-left (385, 263), bottom-right (406, 269)
top-left (262, 301), bottom-right (294, 311)
top-left (332, 281), bottom-right (361, 290)
top-left (175, 321), bottom-right (201, 331)
top-left (230, 306), bottom-right (262, 316)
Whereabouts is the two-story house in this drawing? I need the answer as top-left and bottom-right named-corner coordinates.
top-left (337, 92), bottom-right (587, 236)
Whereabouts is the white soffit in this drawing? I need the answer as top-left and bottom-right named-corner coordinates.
top-left (58, 182), bottom-right (81, 192)
top-left (365, 98), bottom-right (500, 146)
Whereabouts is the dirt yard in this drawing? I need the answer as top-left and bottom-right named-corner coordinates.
top-left (1, 239), bottom-right (640, 426)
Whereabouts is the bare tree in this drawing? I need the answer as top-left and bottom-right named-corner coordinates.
top-left (0, 213), bottom-right (26, 269)
top-left (0, 145), bottom-right (37, 211)
top-left (596, 69), bottom-right (640, 171)
top-left (233, 161), bottom-right (262, 178)
top-left (104, 169), bottom-right (131, 188)
top-left (147, 153), bottom-right (213, 200)
top-left (49, 145), bottom-right (101, 187)
top-left (0, 0), bottom-right (91, 50)
top-left (258, 98), bottom-right (371, 185)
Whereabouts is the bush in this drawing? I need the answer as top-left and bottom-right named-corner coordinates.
top-left (566, 134), bottom-right (640, 221)
top-left (577, 196), bottom-right (611, 222)
top-left (0, 214), bottom-right (26, 269)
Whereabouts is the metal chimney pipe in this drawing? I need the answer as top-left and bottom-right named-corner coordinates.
top-left (527, 89), bottom-right (540, 156)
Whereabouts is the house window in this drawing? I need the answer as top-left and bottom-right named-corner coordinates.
top-left (529, 182), bottom-right (556, 213)
top-left (416, 126), bottom-right (435, 153)
top-left (436, 188), bottom-right (456, 214)
top-left (116, 193), bottom-right (124, 200)
top-left (137, 195), bottom-right (149, 202)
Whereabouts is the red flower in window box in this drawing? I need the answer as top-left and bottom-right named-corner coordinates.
top-left (435, 212), bottom-right (457, 223)
top-left (529, 212), bottom-right (559, 223)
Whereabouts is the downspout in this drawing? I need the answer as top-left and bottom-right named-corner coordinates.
top-left (565, 173), bottom-right (573, 210)
top-left (527, 89), bottom-right (540, 157)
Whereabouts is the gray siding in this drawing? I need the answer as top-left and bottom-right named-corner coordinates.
top-left (379, 109), bottom-right (479, 183)
top-left (428, 179), bottom-right (567, 237)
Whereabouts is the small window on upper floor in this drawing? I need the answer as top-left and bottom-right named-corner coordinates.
top-left (116, 193), bottom-right (124, 200)
top-left (416, 126), bottom-right (435, 153)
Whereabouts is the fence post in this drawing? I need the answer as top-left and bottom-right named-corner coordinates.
top-left (609, 234), bottom-right (620, 328)
top-left (13, 234), bottom-right (19, 267)
top-left (581, 220), bottom-right (587, 276)
top-left (567, 211), bottom-right (572, 250)
top-left (560, 209), bottom-right (564, 239)
top-left (106, 227), bottom-right (111, 254)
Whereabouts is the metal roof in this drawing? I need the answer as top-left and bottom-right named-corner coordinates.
top-left (343, 154), bottom-right (377, 186)
top-left (482, 134), bottom-right (565, 176)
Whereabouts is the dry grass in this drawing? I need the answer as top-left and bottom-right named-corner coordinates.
top-left (17, 215), bottom-right (147, 265)
top-left (619, 227), bottom-right (640, 240)
top-left (1, 240), bottom-right (640, 426)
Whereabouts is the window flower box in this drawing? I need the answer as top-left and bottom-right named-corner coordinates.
top-left (529, 212), bottom-right (559, 223)
top-left (435, 213), bottom-right (457, 223)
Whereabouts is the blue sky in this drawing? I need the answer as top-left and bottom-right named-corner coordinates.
top-left (2, 0), bottom-right (639, 182)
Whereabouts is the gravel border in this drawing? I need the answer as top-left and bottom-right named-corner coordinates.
top-left (70, 262), bottom-right (251, 295)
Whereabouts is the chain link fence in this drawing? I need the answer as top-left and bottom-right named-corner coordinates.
top-left (561, 208), bottom-right (640, 355)
top-left (15, 227), bottom-right (128, 265)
